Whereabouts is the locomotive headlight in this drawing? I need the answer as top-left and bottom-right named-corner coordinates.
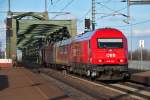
top-left (90, 58), bottom-right (92, 62)
top-left (98, 59), bottom-right (103, 62)
top-left (119, 59), bottom-right (124, 63)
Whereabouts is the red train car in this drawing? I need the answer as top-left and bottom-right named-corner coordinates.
top-left (41, 44), bottom-right (55, 67)
top-left (55, 39), bottom-right (71, 69)
top-left (41, 28), bottom-right (129, 80)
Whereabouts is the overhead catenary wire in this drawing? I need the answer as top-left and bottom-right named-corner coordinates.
top-left (52, 0), bottom-right (75, 19)
top-left (96, 2), bottom-right (128, 18)
top-left (96, 7), bottom-right (127, 19)
top-left (114, 19), bottom-right (150, 27)
top-left (78, 8), bottom-right (91, 23)
top-left (50, 0), bottom-right (62, 6)
top-left (97, 0), bottom-right (122, 3)
top-left (60, 0), bottom-right (75, 11)
top-left (77, 1), bottom-right (127, 30)
top-left (97, 0), bottom-right (113, 4)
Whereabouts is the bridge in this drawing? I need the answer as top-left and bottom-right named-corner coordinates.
top-left (6, 11), bottom-right (77, 61)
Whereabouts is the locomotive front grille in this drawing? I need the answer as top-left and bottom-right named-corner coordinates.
top-left (91, 64), bottom-right (128, 72)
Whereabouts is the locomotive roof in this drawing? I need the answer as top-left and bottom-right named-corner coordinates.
top-left (73, 31), bottom-right (95, 42)
top-left (55, 30), bottom-right (96, 46)
top-left (55, 38), bottom-right (72, 47)
top-left (55, 28), bottom-right (125, 46)
top-left (73, 28), bottom-right (124, 42)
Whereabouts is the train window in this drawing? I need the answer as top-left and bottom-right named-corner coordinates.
top-left (97, 38), bottom-right (123, 48)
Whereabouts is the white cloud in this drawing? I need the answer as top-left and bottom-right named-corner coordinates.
top-left (133, 29), bottom-right (150, 36)
top-left (0, 22), bottom-right (6, 43)
top-left (0, 22), bottom-right (6, 29)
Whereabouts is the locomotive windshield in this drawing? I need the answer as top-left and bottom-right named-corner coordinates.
top-left (97, 38), bottom-right (123, 48)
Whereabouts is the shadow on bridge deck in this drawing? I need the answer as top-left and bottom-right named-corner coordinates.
top-left (0, 75), bottom-right (9, 91)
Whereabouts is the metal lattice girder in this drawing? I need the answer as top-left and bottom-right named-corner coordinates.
top-left (17, 20), bottom-right (74, 34)
top-left (13, 12), bottom-right (74, 49)
top-left (17, 24), bottom-right (62, 45)
top-left (6, 12), bottom-right (77, 59)
top-left (12, 12), bottom-right (48, 20)
top-left (17, 20), bottom-right (74, 48)
top-left (17, 36), bottom-right (45, 48)
top-left (18, 23), bottom-right (62, 35)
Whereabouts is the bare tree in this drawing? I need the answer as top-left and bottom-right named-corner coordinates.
top-left (128, 49), bottom-right (150, 61)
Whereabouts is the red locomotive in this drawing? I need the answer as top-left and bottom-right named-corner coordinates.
top-left (41, 28), bottom-right (129, 80)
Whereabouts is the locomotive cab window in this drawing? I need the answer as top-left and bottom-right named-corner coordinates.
top-left (97, 38), bottom-right (123, 48)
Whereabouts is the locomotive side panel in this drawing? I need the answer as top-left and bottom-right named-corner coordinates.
top-left (70, 41), bottom-right (89, 64)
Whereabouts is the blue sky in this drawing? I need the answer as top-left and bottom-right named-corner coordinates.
top-left (0, 0), bottom-right (150, 51)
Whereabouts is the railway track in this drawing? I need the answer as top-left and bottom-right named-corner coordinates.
top-left (69, 74), bottom-right (150, 100)
top-left (33, 68), bottom-right (150, 100)
top-left (108, 82), bottom-right (150, 99)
